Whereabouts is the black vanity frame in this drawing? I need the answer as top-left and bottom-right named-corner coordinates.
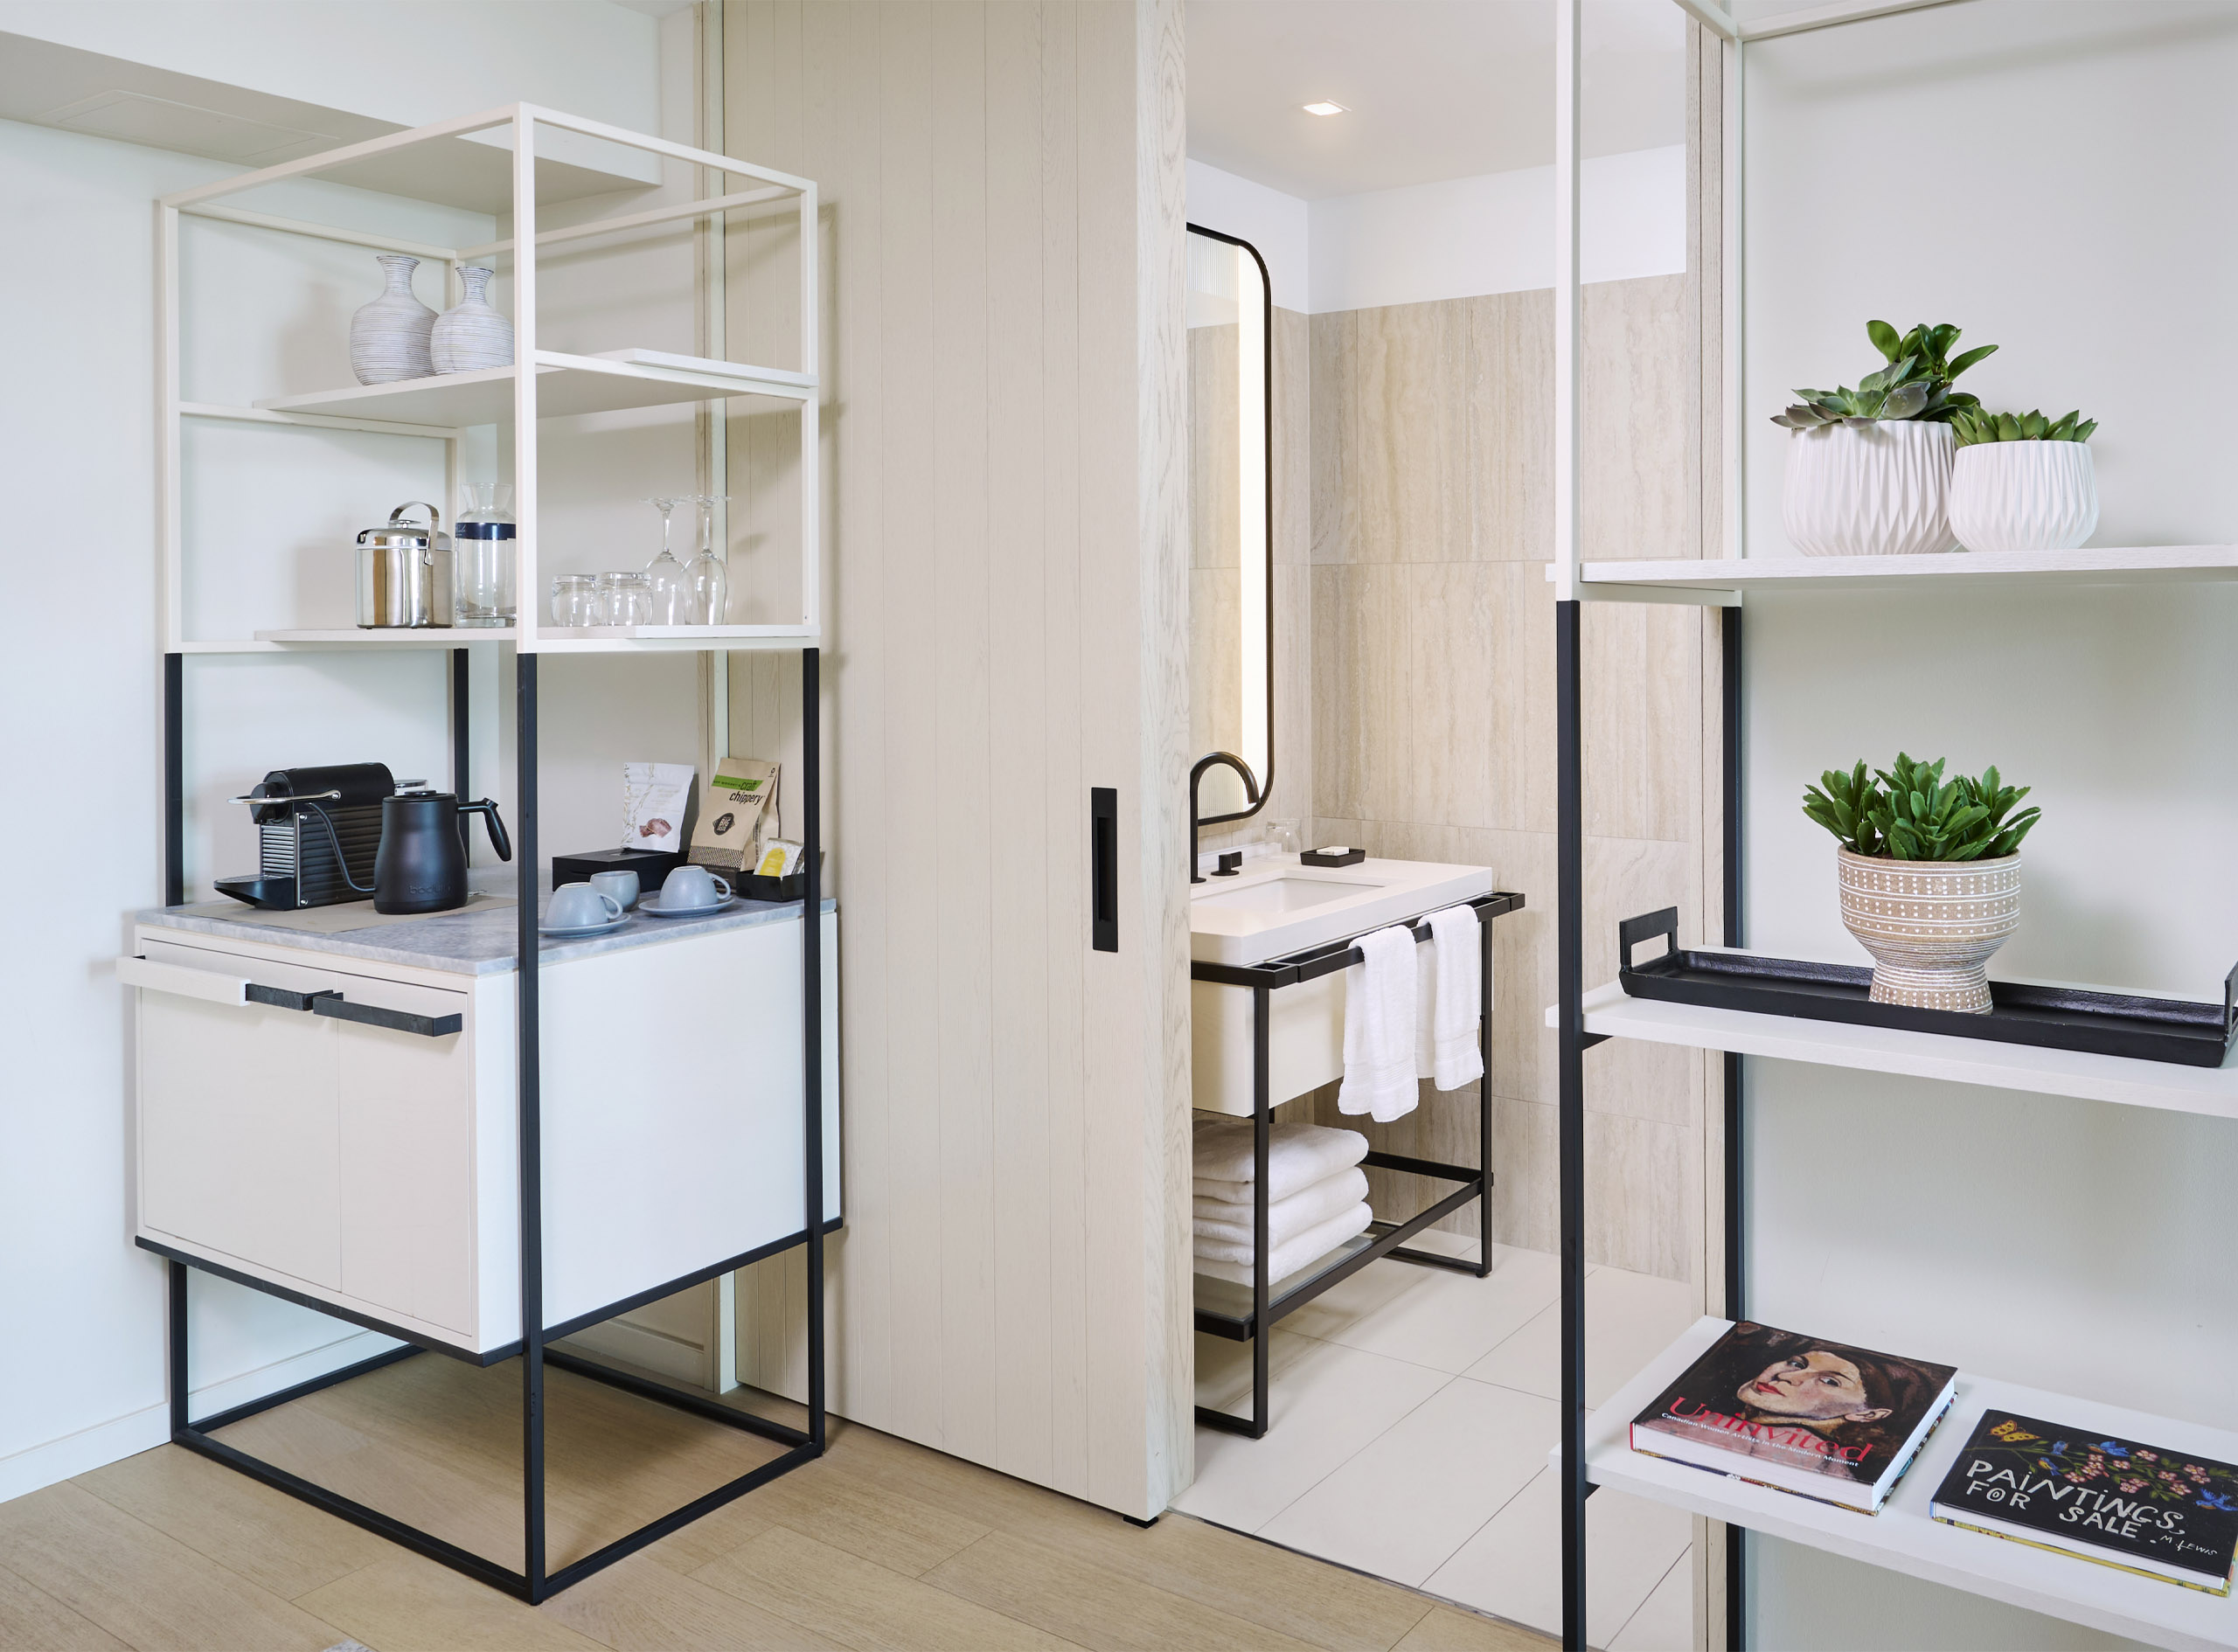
top-left (151, 645), bottom-right (829, 1604)
top-left (1191, 888), bottom-right (1525, 1438)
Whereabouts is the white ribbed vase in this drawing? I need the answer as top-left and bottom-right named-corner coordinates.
top-left (1783, 420), bottom-right (1957, 557)
top-left (1949, 441), bottom-right (2098, 553)
top-left (430, 265), bottom-right (514, 374)
top-left (349, 253), bottom-right (436, 385)
top-left (1837, 848), bottom-right (2020, 1014)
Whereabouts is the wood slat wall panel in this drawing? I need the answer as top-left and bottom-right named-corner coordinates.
top-left (724, 0), bottom-right (1189, 1521)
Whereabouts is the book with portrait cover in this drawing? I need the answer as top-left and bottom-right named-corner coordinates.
top-left (1629, 1322), bottom-right (1958, 1513)
top-left (1930, 1412), bottom-right (2238, 1593)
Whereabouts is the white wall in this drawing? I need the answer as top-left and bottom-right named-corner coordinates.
top-left (1185, 146), bottom-right (1685, 316)
top-left (1736, 5), bottom-right (2238, 1646)
top-left (0, 1), bottom-right (691, 1504)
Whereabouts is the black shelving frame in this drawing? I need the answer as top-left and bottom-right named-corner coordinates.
top-left (150, 642), bottom-right (829, 1603)
top-left (1191, 888), bottom-right (1525, 1439)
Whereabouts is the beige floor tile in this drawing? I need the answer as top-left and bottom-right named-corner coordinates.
top-left (76, 1443), bottom-right (390, 1601)
top-left (1282, 1246), bottom-right (1560, 1376)
top-left (0, 1482), bottom-right (346, 1652)
top-left (295, 1551), bottom-right (606, 1652)
top-left (1392, 1603), bottom-right (1554, 1652)
top-left (1605, 1554), bottom-right (1692, 1652)
top-left (1259, 1379), bottom-right (1556, 1587)
top-left (0, 1563), bottom-right (132, 1651)
top-left (538, 1550), bottom-right (849, 1650)
top-left (1420, 1474), bottom-right (1691, 1642)
top-left (692, 1525), bottom-right (1082, 1651)
top-left (924, 1528), bottom-right (1323, 1652)
top-left (1464, 1265), bottom-right (1699, 1406)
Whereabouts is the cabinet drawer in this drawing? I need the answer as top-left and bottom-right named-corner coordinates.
top-left (134, 935), bottom-right (477, 1337)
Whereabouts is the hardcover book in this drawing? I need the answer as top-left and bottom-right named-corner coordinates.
top-left (1930, 1412), bottom-right (2238, 1593)
top-left (1630, 1322), bottom-right (1958, 1513)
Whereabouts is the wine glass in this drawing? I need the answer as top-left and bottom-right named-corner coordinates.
top-left (643, 496), bottom-right (691, 623)
top-left (686, 494), bottom-right (731, 625)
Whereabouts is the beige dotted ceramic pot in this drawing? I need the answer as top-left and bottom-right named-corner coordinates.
top-left (1836, 848), bottom-right (2020, 1014)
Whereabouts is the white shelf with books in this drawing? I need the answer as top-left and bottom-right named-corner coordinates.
top-left (1547, 976), bottom-right (2238, 1121)
top-left (1574, 1317), bottom-right (2238, 1652)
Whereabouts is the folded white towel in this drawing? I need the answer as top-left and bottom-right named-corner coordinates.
top-left (1192, 1167), bottom-right (1370, 1249)
top-left (1338, 924), bottom-right (1420, 1122)
top-left (1194, 1201), bottom-right (1374, 1285)
top-left (1426, 904), bottom-right (1484, 1091)
top-left (1192, 1116), bottom-right (1368, 1203)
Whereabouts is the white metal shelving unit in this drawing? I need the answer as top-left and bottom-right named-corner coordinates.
top-left (1539, 3), bottom-right (2238, 1649)
top-left (151, 102), bottom-right (831, 1606)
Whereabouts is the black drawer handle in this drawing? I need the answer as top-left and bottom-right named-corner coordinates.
top-left (244, 982), bottom-right (462, 1038)
top-left (1092, 787), bottom-right (1117, 953)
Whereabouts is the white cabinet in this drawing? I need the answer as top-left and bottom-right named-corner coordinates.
top-left (129, 910), bottom-right (841, 1357)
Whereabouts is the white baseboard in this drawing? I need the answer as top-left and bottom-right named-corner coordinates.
top-left (557, 1315), bottom-right (710, 1387)
top-left (0, 1329), bottom-right (399, 1506)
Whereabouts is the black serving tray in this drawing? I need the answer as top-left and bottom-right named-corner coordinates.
top-left (1616, 908), bottom-right (2238, 1069)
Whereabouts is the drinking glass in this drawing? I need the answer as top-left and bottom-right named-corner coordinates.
top-left (596, 572), bottom-right (652, 627)
top-left (686, 494), bottom-right (731, 625)
top-left (550, 575), bottom-right (597, 627)
top-left (642, 496), bottom-right (691, 623)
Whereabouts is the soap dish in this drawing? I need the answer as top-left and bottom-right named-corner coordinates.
top-left (1301, 846), bottom-right (1366, 868)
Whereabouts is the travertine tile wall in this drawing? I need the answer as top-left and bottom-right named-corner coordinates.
top-left (1296, 276), bottom-right (1713, 1283)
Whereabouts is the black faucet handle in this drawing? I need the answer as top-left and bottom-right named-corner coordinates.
top-left (1213, 850), bottom-right (1244, 877)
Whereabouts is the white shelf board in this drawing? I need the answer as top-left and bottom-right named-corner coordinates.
top-left (253, 351), bottom-right (813, 428)
top-left (234, 626), bottom-right (817, 654)
top-left (1567, 545), bottom-right (2238, 600)
top-left (1550, 980), bottom-right (2238, 1118)
top-left (1577, 1317), bottom-right (2238, 1651)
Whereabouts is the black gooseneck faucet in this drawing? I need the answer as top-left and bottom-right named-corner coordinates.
top-left (1190, 751), bottom-right (1261, 884)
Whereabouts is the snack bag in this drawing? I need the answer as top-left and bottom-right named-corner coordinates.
top-left (689, 756), bottom-right (779, 870)
top-left (622, 762), bottom-right (694, 853)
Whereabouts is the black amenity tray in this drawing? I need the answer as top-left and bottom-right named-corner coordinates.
top-left (1616, 908), bottom-right (2238, 1069)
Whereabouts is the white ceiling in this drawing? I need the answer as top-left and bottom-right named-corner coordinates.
top-left (1187, 0), bottom-right (1688, 201)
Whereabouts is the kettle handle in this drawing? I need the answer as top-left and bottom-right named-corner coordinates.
top-left (462, 798), bottom-right (511, 862)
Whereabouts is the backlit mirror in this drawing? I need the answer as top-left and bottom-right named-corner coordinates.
top-left (1187, 225), bottom-right (1272, 824)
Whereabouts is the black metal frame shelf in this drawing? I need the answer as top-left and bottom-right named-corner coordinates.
top-left (155, 644), bottom-right (828, 1604)
top-left (1191, 890), bottom-right (1524, 1439)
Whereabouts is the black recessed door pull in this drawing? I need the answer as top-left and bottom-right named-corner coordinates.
top-left (1092, 787), bottom-right (1118, 953)
top-left (244, 982), bottom-right (462, 1038)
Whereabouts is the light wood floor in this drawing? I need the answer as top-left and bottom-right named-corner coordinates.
top-left (0, 1352), bottom-right (1556, 1651)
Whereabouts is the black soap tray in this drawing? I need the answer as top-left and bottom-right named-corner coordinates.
top-left (1616, 908), bottom-right (2238, 1068)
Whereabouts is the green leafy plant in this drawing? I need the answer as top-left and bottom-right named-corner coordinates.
top-left (1950, 406), bottom-right (2098, 447)
top-left (1803, 754), bottom-right (2040, 861)
top-left (1771, 321), bottom-right (1998, 430)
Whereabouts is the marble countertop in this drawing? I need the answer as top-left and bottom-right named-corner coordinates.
top-left (136, 874), bottom-right (836, 976)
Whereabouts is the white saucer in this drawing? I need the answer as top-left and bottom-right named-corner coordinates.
top-left (638, 893), bottom-right (736, 918)
top-left (539, 913), bottom-right (629, 937)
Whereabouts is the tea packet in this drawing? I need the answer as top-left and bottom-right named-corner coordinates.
top-left (689, 756), bottom-right (780, 870)
top-left (622, 761), bottom-right (695, 853)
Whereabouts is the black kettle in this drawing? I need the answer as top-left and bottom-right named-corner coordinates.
top-left (373, 791), bottom-right (511, 913)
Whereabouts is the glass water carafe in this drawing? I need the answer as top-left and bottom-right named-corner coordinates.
top-left (454, 482), bottom-right (517, 628)
top-left (643, 496), bottom-right (691, 624)
top-left (686, 494), bottom-right (730, 625)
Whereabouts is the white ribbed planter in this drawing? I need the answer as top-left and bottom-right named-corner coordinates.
top-left (1949, 441), bottom-right (2098, 553)
top-left (1783, 420), bottom-right (1957, 557)
top-left (1837, 848), bottom-right (2020, 1014)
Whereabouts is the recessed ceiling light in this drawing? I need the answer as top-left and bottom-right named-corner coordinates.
top-left (1302, 101), bottom-right (1348, 117)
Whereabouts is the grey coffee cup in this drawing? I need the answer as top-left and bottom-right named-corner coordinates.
top-left (589, 870), bottom-right (640, 910)
top-left (547, 883), bottom-right (623, 927)
top-left (659, 864), bottom-right (732, 911)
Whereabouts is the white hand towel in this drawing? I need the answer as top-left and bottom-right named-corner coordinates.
top-left (1426, 904), bottom-right (1484, 1090)
top-left (1193, 1200), bottom-right (1374, 1284)
top-left (1192, 1116), bottom-right (1368, 1203)
top-left (1338, 924), bottom-right (1420, 1122)
top-left (1192, 1167), bottom-right (1370, 1249)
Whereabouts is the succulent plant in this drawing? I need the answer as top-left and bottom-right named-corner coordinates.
top-left (1771, 321), bottom-right (1998, 430)
top-left (1803, 753), bottom-right (2040, 862)
top-left (1951, 406), bottom-right (2097, 447)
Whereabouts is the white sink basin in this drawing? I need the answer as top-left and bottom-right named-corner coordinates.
top-left (1188, 856), bottom-right (1496, 968)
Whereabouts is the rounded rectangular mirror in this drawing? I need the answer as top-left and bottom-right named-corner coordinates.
top-left (1187, 224), bottom-right (1272, 825)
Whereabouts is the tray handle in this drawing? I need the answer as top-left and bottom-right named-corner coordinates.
top-left (2224, 960), bottom-right (2238, 1038)
top-left (1619, 907), bottom-right (1680, 972)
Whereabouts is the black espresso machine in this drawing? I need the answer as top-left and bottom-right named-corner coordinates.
top-left (217, 763), bottom-right (510, 913)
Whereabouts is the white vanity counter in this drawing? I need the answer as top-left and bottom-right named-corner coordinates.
top-left (124, 884), bottom-right (840, 1359)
